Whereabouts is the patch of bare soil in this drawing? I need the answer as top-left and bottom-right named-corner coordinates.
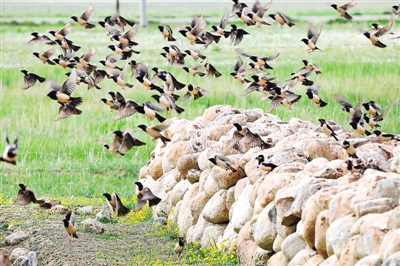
top-left (0, 205), bottom-right (177, 265)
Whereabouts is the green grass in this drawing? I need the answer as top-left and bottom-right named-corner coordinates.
top-left (1, 5), bottom-right (399, 203)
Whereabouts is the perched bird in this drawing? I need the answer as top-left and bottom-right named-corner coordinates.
top-left (158, 25), bottom-right (176, 41)
top-left (71, 3), bottom-right (96, 29)
top-left (32, 47), bottom-right (56, 65)
top-left (178, 16), bottom-right (206, 45)
top-left (211, 8), bottom-right (229, 35)
top-left (268, 12), bottom-right (295, 27)
top-left (181, 84), bottom-right (210, 104)
top-left (1, 130), bottom-right (18, 165)
top-left (134, 182), bottom-right (162, 211)
top-left (334, 94), bottom-right (364, 116)
top-left (255, 155), bottom-right (277, 172)
top-left (331, 0), bottom-right (357, 20)
top-left (209, 154), bottom-right (237, 172)
top-left (318, 118), bottom-right (339, 141)
top-left (63, 211), bottom-right (78, 240)
top-left (47, 68), bottom-right (82, 107)
top-left (301, 23), bottom-right (322, 53)
top-left (345, 159), bottom-right (366, 174)
top-left (103, 192), bottom-right (131, 217)
top-left (340, 139), bottom-right (373, 157)
top-left (305, 84), bottom-right (327, 108)
top-left (21, 70), bottom-right (46, 90)
top-left (373, 130), bottom-right (400, 143)
top-left (241, 127), bottom-right (272, 150)
top-left (350, 109), bottom-right (371, 136)
top-left (175, 237), bottom-right (185, 257)
top-left (26, 32), bottom-right (56, 45)
top-left (137, 119), bottom-right (172, 144)
top-left (225, 24), bottom-right (250, 46)
top-left (13, 183), bottom-right (37, 205)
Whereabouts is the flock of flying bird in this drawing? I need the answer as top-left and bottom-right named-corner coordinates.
top-left (1, 0), bottom-right (400, 257)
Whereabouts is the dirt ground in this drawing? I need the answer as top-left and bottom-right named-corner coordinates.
top-left (0, 204), bottom-right (179, 265)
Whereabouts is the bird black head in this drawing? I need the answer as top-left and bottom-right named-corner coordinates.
top-left (100, 98), bottom-right (108, 103)
top-left (103, 193), bottom-right (112, 201)
top-left (211, 25), bottom-right (218, 31)
top-left (98, 21), bottom-right (105, 27)
top-left (342, 140), bottom-right (350, 148)
top-left (157, 25), bottom-right (164, 31)
top-left (302, 60), bottom-right (309, 65)
top-left (162, 47), bottom-right (169, 52)
top-left (21, 70), bottom-right (28, 75)
top-left (18, 183), bottom-right (26, 191)
top-left (318, 118), bottom-right (326, 124)
top-left (31, 32), bottom-right (39, 37)
top-left (393, 6), bottom-right (399, 11)
top-left (208, 157), bottom-right (217, 165)
top-left (362, 102), bottom-right (370, 109)
top-left (268, 14), bottom-right (275, 19)
top-left (330, 4), bottom-right (337, 9)
top-left (187, 84), bottom-right (194, 91)
top-left (363, 32), bottom-right (371, 38)
top-left (63, 219), bottom-right (70, 228)
top-left (135, 181), bottom-right (143, 191)
top-left (255, 154), bottom-right (264, 164)
top-left (137, 124), bottom-right (147, 131)
top-left (113, 130), bottom-right (124, 138)
top-left (99, 60), bottom-right (106, 65)
top-left (247, 13), bottom-right (254, 19)
top-left (32, 52), bottom-right (39, 57)
top-left (182, 67), bottom-right (189, 72)
top-left (47, 90), bottom-right (58, 100)
top-left (235, 11), bottom-right (242, 17)
top-left (373, 130), bottom-right (382, 136)
top-left (151, 95), bottom-right (160, 102)
top-left (178, 29), bottom-right (188, 36)
top-left (108, 45), bottom-right (116, 51)
top-left (371, 23), bottom-right (379, 29)
top-left (112, 35), bottom-right (120, 41)
top-left (70, 16), bottom-right (78, 22)
top-left (233, 123), bottom-right (243, 131)
top-left (301, 39), bottom-right (309, 44)
top-left (305, 90), bottom-right (313, 99)
top-left (178, 237), bottom-right (184, 246)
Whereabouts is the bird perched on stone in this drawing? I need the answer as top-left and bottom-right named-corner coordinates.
top-left (255, 154), bottom-right (277, 172)
top-left (373, 130), bottom-right (400, 143)
top-left (318, 118), bottom-right (339, 141)
top-left (345, 159), bottom-right (366, 174)
top-left (174, 237), bottom-right (185, 257)
top-left (13, 183), bottom-right (37, 205)
top-left (301, 23), bottom-right (322, 53)
top-left (208, 154), bottom-right (237, 172)
top-left (331, 0), bottom-right (357, 20)
top-left (1, 130), bottom-right (18, 165)
top-left (103, 192), bottom-right (131, 217)
top-left (305, 84), bottom-right (327, 108)
top-left (133, 182), bottom-right (162, 211)
top-left (71, 3), bottom-right (96, 29)
top-left (63, 211), bottom-right (78, 239)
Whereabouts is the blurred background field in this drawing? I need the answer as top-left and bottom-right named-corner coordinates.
top-left (0, 0), bottom-right (399, 201)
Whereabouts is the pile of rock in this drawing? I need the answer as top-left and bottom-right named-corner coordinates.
top-left (138, 105), bottom-right (400, 265)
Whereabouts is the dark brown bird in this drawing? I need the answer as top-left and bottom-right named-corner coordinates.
top-left (331, 0), bottom-right (357, 20)
top-left (54, 102), bottom-right (83, 121)
top-left (63, 211), bottom-right (78, 238)
top-left (21, 70), bottom-right (46, 90)
top-left (97, 130), bottom-right (125, 157)
top-left (134, 182), bottom-right (162, 211)
top-left (267, 87), bottom-right (301, 112)
top-left (205, 63), bottom-right (222, 78)
top-left (241, 127), bottom-right (272, 150)
top-left (103, 192), bottom-right (131, 217)
top-left (71, 3), bottom-right (96, 29)
top-left (226, 24), bottom-right (250, 46)
top-left (175, 237), bottom-right (185, 257)
top-left (13, 183), bottom-right (37, 205)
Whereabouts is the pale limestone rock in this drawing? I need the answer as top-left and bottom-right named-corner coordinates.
top-left (315, 186), bottom-right (338, 212)
top-left (200, 124), bottom-right (234, 141)
top-left (234, 178), bottom-right (248, 201)
top-left (162, 152), bottom-right (173, 175)
top-left (274, 185), bottom-right (300, 226)
top-left (230, 221), bottom-right (251, 254)
top-left (281, 233), bottom-right (307, 261)
top-left (267, 251), bottom-right (290, 266)
top-left (201, 223), bottom-right (228, 247)
top-left (139, 165), bottom-right (147, 180)
top-left (187, 169), bottom-right (201, 184)
top-left (18, 251), bottom-right (38, 266)
top-left (248, 176), bottom-right (264, 208)
top-left (203, 190), bottom-right (229, 224)
top-left (239, 148), bottom-right (260, 173)
top-left (237, 238), bottom-right (259, 266)
top-left (354, 198), bottom-right (396, 218)
top-left (339, 235), bottom-right (359, 265)
top-left (147, 156), bottom-right (163, 181)
top-left (357, 151), bottom-right (390, 172)
top-left (258, 172), bottom-right (298, 208)
top-left (354, 254), bottom-right (382, 266)
top-left (326, 214), bottom-right (357, 258)
top-left (304, 157), bottom-right (329, 173)
top-left (306, 140), bottom-right (347, 161)
top-left (186, 225), bottom-right (195, 245)
top-left (253, 202), bottom-right (277, 251)
top-left (329, 189), bottom-right (356, 223)
top-left (351, 213), bottom-right (390, 236)
top-left (231, 185), bottom-right (254, 232)
top-left (76, 206), bottom-right (94, 215)
top-left (9, 248), bottom-right (29, 261)
top-left (390, 156), bottom-right (400, 173)
top-left (217, 223), bottom-right (237, 246)
top-left (275, 215), bottom-right (297, 238)
top-left (252, 247), bottom-right (273, 266)
top-left (245, 108), bottom-right (266, 122)
top-left (320, 255), bottom-right (340, 266)
top-left (389, 207), bottom-right (400, 229)
top-left (273, 234), bottom-right (285, 253)
top-left (305, 253), bottom-right (326, 266)
top-left (315, 210), bottom-right (330, 259)
top-left (177, 183), bottom-right (199, 237)
top-left (197, 143), bottom-right (219, 171)
top-left (382, 251), bottom-right (400, 266)
top-left (169, 179), bottom-right (190, 206)
top-left (313, 166), bottom-right (343, 179)
top-left (373, 178), bottom-right (399, 202)
top-left (190, 191), bottom-right (210, 221)
top-left (50, 204), bottom-right (69, 214)
top-left (176, 153), bottom-right (200, 180)
top-left (393, 146), bottom-right (400, 157)
top-left (202, 105), bottom-right (240, 125)
top-left (202, 171), bottom-right (218, 198)
top-left (253, 197), bottom-right (264, 217)
top-left (155, 193), bottom-right (173, 218)
top-left (169, 200), bottom-right (182, 224)
top-left (161, 171), bottom-right (177, 194)
top-left (301, 195), bottom-right (318, 249)
top-left (5, 231), bottom-right (26, 246)
top-left (379, 229), bottom-right (400, 260)
top-left (226, 186), bottom-right (235, 211)
top-left (273, 162), bottom-right (306, 174)
top-left (288, 248), bottom-right (317, 266)
top-left (190, 215), bottom-right (212, 244)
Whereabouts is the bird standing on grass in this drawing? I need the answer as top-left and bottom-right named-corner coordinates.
top-left (13, 183), bottom-right (37, 205)
top-left (175, 237), bottom-right (185, 257)
top-left (63, 211), bottom-right (78, 239)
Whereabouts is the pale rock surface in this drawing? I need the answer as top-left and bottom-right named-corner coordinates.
top-left (5, 231), bottom-right (27, 246)
top-left (202, 189), bottom-right (229, 224)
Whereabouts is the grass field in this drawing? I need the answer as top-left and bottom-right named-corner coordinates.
top-left (1, 1), bottom-right (399, 203)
